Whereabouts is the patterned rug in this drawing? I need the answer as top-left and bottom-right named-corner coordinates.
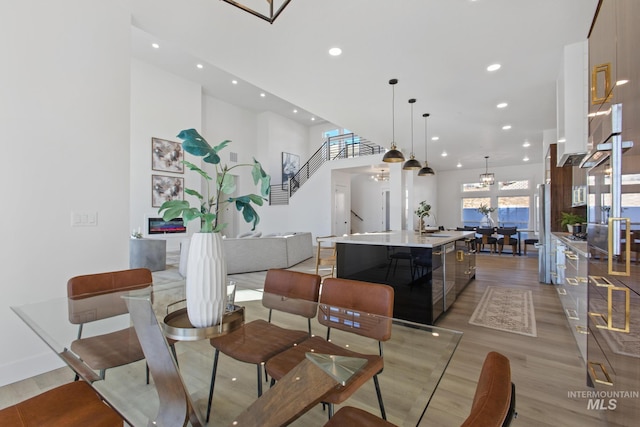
top-left (469, 286), bottom-right (537, 337)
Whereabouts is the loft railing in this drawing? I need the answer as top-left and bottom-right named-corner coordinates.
top-left (269, 134), bottom-right (383, 205)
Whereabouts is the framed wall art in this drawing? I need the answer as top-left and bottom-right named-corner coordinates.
top-left (152, 137), bottom-right (184, 173)
top-left (281, 152), bottom-right (300, 189)
top-left (151, 175), bottom-right (184, 207)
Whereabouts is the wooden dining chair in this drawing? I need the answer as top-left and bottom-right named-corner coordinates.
top-left (265, 278), bottom-right (395, 420)
top-left (324, 351), bottom-right (516, 427)
top-left (496, 227), bottom-right (518, 255)
top-left (206, 269), bottom-right (322, 422)
top-left (0, 380), bottom-right (124, 426)
top-left (475, 228), bottom-right (497, 253)
top-left (67, 268), bottom-right (153, 381)
top-left (315, 235), bottom-right (337, 279)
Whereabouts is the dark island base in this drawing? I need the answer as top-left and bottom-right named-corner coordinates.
top-left (336, 243), bottom-right (442, 325)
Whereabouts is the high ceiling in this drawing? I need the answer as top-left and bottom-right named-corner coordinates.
top-left (130, 0), bottom-right (599, 171)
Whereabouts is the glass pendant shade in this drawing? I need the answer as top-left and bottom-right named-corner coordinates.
top-left (382, 79), bottom-right (405, 163)
top-left (418, 113), bottom-right (435, 176)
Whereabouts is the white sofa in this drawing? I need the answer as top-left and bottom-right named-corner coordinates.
top-left (179, 232), bottom-right (313, 276)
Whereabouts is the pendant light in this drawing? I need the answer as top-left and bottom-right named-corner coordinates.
top-left (418, 113), bottom-right (435, 176)
top-left (480, 155), bottom-right (495, 185)
top-left (403, 98), bottom-right (422, 170)
top-left (382, 79), bottom-right (405, 163)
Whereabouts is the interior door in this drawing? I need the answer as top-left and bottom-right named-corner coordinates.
top-left (333, 184), bottom-right (348, 235)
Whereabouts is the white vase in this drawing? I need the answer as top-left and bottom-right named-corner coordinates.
top-left (185, 232), bottom-right (227, 328)
top-left (480, 214), bottom-right (494, 228)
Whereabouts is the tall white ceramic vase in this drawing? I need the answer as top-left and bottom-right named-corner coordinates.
top-left (186, 232), bottom-right (227, 328)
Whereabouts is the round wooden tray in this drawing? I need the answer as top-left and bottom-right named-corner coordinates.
top-left (163, 305), bottom-right (244, 341)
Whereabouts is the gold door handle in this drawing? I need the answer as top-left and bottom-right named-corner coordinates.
top-left (557, 288), bottom-right (567, 296)
top-left (576, 325), bottom-right (588, 335)
top-left (588, 361), bottom-right (613, 386)
top-left (566, 277), bottom-right (579, 286)
top-left (591, 63), bottom-right (613, 105)
top-left (456, 250), bottom-right (464, 262)
top-left (608, 218), bottom-right (631, 276)
top-left (566, 309), bottom-right (579, 320)
top-left (589, 276), bottom-right (613, 287)
top-left (566, 253), bottom-right (579, 261)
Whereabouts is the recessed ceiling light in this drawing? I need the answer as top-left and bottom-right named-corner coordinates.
top-left (502, 125), bottom-right (512, 130)
top-left (616, 79), bottom-right (629, 86)
top-left (457, 162), bottom-right (462, 168)
top-left (497, 102), bottom-right (508, 109)
top-left (232, 80), bottom-right (238, 85)
top-left (293, 109), bottom-right (298, 113)
top-left (328, 47), bottom-right (342, 56)
top-left (523, 141), bottom-right (531, 147)
top-left (487, 63), bottom-right (501, 72)
top-left (260, 93), bottom-right (266, 97)
top-left (311, 117), bottom-right (316, 121)
top-left (558, 137), bottom-right (566, 143)
top-left (196, 64), bottom-right (203, 69)
top-left (151, 43), bottom-right (160, 49)
top-left (431, 136), bottom-right (439, 141)
top-left (523, 156), bottom-right (530, 162)
top-left (441, 151), bottom-right (448, 157)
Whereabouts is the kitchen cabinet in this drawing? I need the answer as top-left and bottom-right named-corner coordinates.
top-left (551, 233), bottom-right (588, 363)
top-left (454, 241), bottom-right (476, 295)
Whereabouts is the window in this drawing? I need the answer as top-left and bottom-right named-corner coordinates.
top-left (462, 182), bottom-right (490, 192)
top-left (497, 196), bottom-right (530, 233)
top-left (499, 180), bottom-right (529, 191)
top-left (462, 197), bottom-right (491, 227)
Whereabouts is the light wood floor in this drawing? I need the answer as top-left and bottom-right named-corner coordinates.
top-left (0, 251), bottom-right (616, 426)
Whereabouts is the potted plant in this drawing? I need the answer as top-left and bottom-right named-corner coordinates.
top-left (158, 129), bottom-right (270, 327)
top-left (560, 212), bottom-right (586, 233)
top-left (414, 201), bottom-right (431, 233)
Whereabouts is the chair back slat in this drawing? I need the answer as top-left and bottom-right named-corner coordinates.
top-left (318, 278), bottom-right (394, 341)
top-left (262, 269), bottom-right (321, 318)
top-left (67, 268), bottom-right (152, 324)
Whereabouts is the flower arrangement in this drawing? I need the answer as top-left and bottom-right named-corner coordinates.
top-left (477, 204), bottom-right (496, 215)
top-left (415, 201), bottom-right (431, 218)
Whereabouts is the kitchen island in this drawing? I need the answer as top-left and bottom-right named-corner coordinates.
top-left (323, 230), bottom-right (476, 324)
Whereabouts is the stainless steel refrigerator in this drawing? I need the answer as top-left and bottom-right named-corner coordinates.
top-left (584, 103), bottom-right (639, 424)
top-left (536, 183), bottom-right (551, 283)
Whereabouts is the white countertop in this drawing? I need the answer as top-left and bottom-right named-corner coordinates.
top-left (321, 230), bottom-right (475, 248)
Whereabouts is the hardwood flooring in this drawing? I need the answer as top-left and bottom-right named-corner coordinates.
top-left (0, 252), bottom-right (618, 426)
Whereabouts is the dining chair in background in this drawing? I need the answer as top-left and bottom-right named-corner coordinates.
top-left (496, 228), bottom-right (518, 255)
top-left (475, 228), bottom-right (497, 253)
top-left (206, 269), bottom-right (322, 422)
top-left (315, 235), bottom-right (337, 279)
top-left (265, 278), bottom-right (395, 420)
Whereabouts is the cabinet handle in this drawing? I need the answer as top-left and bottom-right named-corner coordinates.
top-left (566, 253), bottom-right (579, 261)
top-left (590, 286), bottom-right (630, 333)
top-left (566, 277), bottom-right (579, 286)
top-left (456, 250), bottom-right (464, 262)
top-left (576, 325), bottom-right (588, 335)
top-left (608, 218), bottom-right (631, 276)
top-left (577, 277), bottom-right (588, 283)
top-left (566, 309), bottom-right (579, 320)
top-left (588, 361), bottom-right (613, 386)
top-left (557, 288), bottom-right (567, 296)
top-left (591, 63), bottom-right (613, 105)
top-left (589, 276), bottom-right (613, 287)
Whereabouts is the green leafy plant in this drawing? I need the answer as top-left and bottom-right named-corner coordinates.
top-left (415, 201), bottom-right (431, 218)
top-left (158, 129), bottom-right (271, 233)
top-left (477, 204), bottom-right (496, 215)
top-left (560, 212), bottom-right (586, 230)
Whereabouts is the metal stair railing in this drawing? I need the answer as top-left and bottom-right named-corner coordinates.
top-left (269, 133), bottom-right (384, 205)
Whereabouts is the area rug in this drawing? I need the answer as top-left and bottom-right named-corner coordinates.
top-left (469, 286), bottom-right (537, 337)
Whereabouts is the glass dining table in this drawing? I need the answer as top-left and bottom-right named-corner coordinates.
top-left (12, 279), bottom-right (462, 426)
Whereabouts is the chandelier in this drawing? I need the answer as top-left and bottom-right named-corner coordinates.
top-left (220, 0), bottom-right (293, 24)
top-left (480, 156), bottom-right (495, 186)
top-left (371, 170), bottom-right (390, 182)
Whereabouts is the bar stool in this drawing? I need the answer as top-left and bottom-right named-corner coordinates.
top-left (524, 238), bottom-right (538, 255)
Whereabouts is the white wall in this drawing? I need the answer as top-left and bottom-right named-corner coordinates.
top-left (436, 163), bottom-right (544, 230)
top-left (130, 59), bottom-right (203, 250)
top-left (0, 0), bottom-right (132, 386)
